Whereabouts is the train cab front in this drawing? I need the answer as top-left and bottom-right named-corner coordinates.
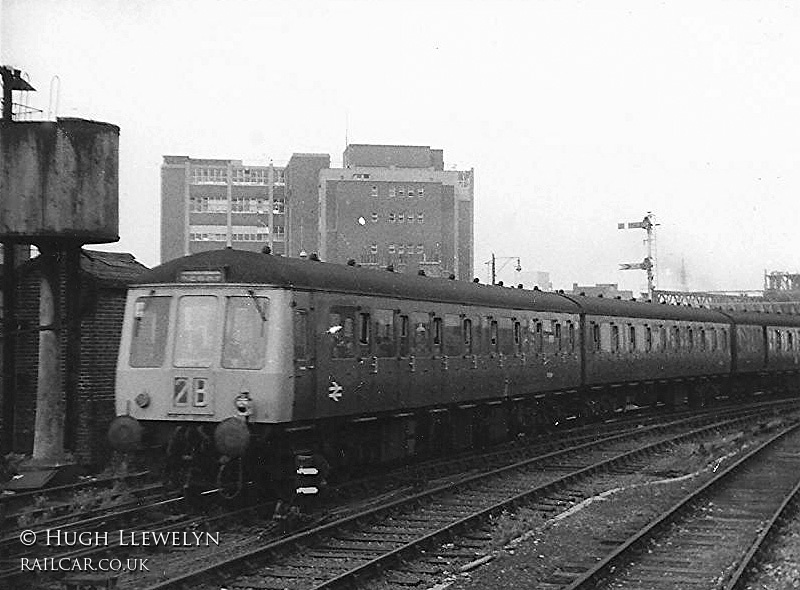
top-left (110, 274), bottom-right (286, 498)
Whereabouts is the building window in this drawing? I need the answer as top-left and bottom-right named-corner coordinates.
top-left (191, 196), bottom-right (229, 213)
top-left (418, 187), bottom-right (424, 197)
top-left (192, 166), bottom-right (227, 185)
top-left (407, 187), bottom-right (415, 197)
top-left (370, 244), bottom-right (378, 254)
top-left (352, 173), bottom-right (370, 180)
top-left (398, 213), bottom-right (404, 224)
top-left (398, 187), bottom-right (405, 197)
top-left (371, 212), bottom-right (378, 223)
top-left (389, 186), bottom-right (396, 197)
top-left (371, 185), bottom-right (378, 197)
top-left (417, 213), bottom-right (424, 224)
top-left (388, 212), bottom-right (395, 223)
top-left (417, 244), bottom-right (424, 255)
top-left (388, 244), bottom-right (396, 254)
top-left (398, 244), bottom-right (405, 254)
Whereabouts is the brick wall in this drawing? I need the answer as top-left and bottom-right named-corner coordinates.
top-left (12, 258), bottom-right (134, 468)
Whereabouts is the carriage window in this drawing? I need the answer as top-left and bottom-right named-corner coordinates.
top-left (294, 310), bottom-right (308, 359)
top-left (411, 312), bottom-right (431, 355)
top-left (776, 330), bottom-right (783, 351)
top-left (644, 326), bottom-right (652, 352)
top-left (329, 306), bottom-right (357, 358)
top-left (592, 322), bottom-right (600, 352)
top-left (399, 315), bottom-right (410, 356)
top-left (553, 321), bottom-right (562, 352)
top-left (686, 327), bottom-right (694, 351)
top-left (444, 314), bottom-right (462, 356)
top-left (174, 296), bottom-right (218, 368)
top-left (490, 320), bottom-right (499, 352)
top-left (788, 332), bottom-right (794, 352)
top-left (358, 313), bottom-right (371, 356)
top-left (463, 318), bottom-right (473, 354)
top-left (530, 320), bottom-right (545, 354)
top-left (628, 325), bottom-right (636, 352)
top-left (514, 321), bottom-right (522, 352)
top-left (671, 326), bottom-right (680, 350)
top-left (699, 328), bottom-right (706, 351)
top-left (567, 322), bottom-right (576, 352)
top-left (659, 326), bottom-right (667, 351)
top-left (130, 296), bottom-right (171, 367)
top-left (610, 324), bottom-right (620, 353)
top-left (222, 296), bottom-right (269, 369)
top-left (432, 317), bottom-right (443, 354)
top-left (721, 329), bottom-right (729, 351)
top-left (373, 309), bottom-right (395, 357)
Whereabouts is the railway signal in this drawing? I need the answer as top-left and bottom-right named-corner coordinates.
top-left (618, 212), bottom-right (658, 300)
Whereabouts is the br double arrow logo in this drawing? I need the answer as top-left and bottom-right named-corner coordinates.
top-left (328, 381), bottom-right (343, 402)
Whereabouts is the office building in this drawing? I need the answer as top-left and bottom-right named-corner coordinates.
top-left (318, 144), bottom-right (474, 279)
top-left (160, 157), bottom-right (286, 262)
top-left (160, 145), bottom-right (474, 280)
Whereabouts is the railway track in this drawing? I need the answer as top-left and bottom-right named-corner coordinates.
top-left (130, 400), bottom-right (794, 590)
top-left (0, 485), bottom-right (242, 584)
top-left (7, 398), bottom-right (796, 588)
top-left (0, 470), bottom-right (152, 528)
top-left (556, 421), bottom-right (800, 590)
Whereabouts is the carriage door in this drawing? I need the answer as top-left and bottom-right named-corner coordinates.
top-left (292, 292), bottom-right (316, 419)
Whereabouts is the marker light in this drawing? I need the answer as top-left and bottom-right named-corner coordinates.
top-left (235, 392), bottom-right (252, 416)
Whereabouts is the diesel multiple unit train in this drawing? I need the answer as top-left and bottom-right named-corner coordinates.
top-left (108, 249), bottom-right (800, 496)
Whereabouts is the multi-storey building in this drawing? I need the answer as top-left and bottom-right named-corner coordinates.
top-left (319, 144), bottom-right (474, 279)
top-left (160, 157), bottom-right (287, 262)
top-left (285, 153), bottom-right (331, 258)
top-left (160, 145), bottom-right (474, 280)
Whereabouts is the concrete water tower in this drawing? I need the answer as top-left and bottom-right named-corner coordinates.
top-left (1, 66), bottom-right (119, 487)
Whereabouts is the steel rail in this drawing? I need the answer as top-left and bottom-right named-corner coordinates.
top-left (561, 421), bottom-right (800, 590)
top-left (141, 404), bottom-right (791, 590)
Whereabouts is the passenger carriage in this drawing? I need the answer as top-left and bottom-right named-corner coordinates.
top-left (108, 249), bottom-right (800, 497)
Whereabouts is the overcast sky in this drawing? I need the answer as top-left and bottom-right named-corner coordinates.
top-left (3, 0), bottom-right (798, 293)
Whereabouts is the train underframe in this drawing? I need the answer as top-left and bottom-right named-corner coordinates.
top-left (139, 369), bottom-right (800, 503)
